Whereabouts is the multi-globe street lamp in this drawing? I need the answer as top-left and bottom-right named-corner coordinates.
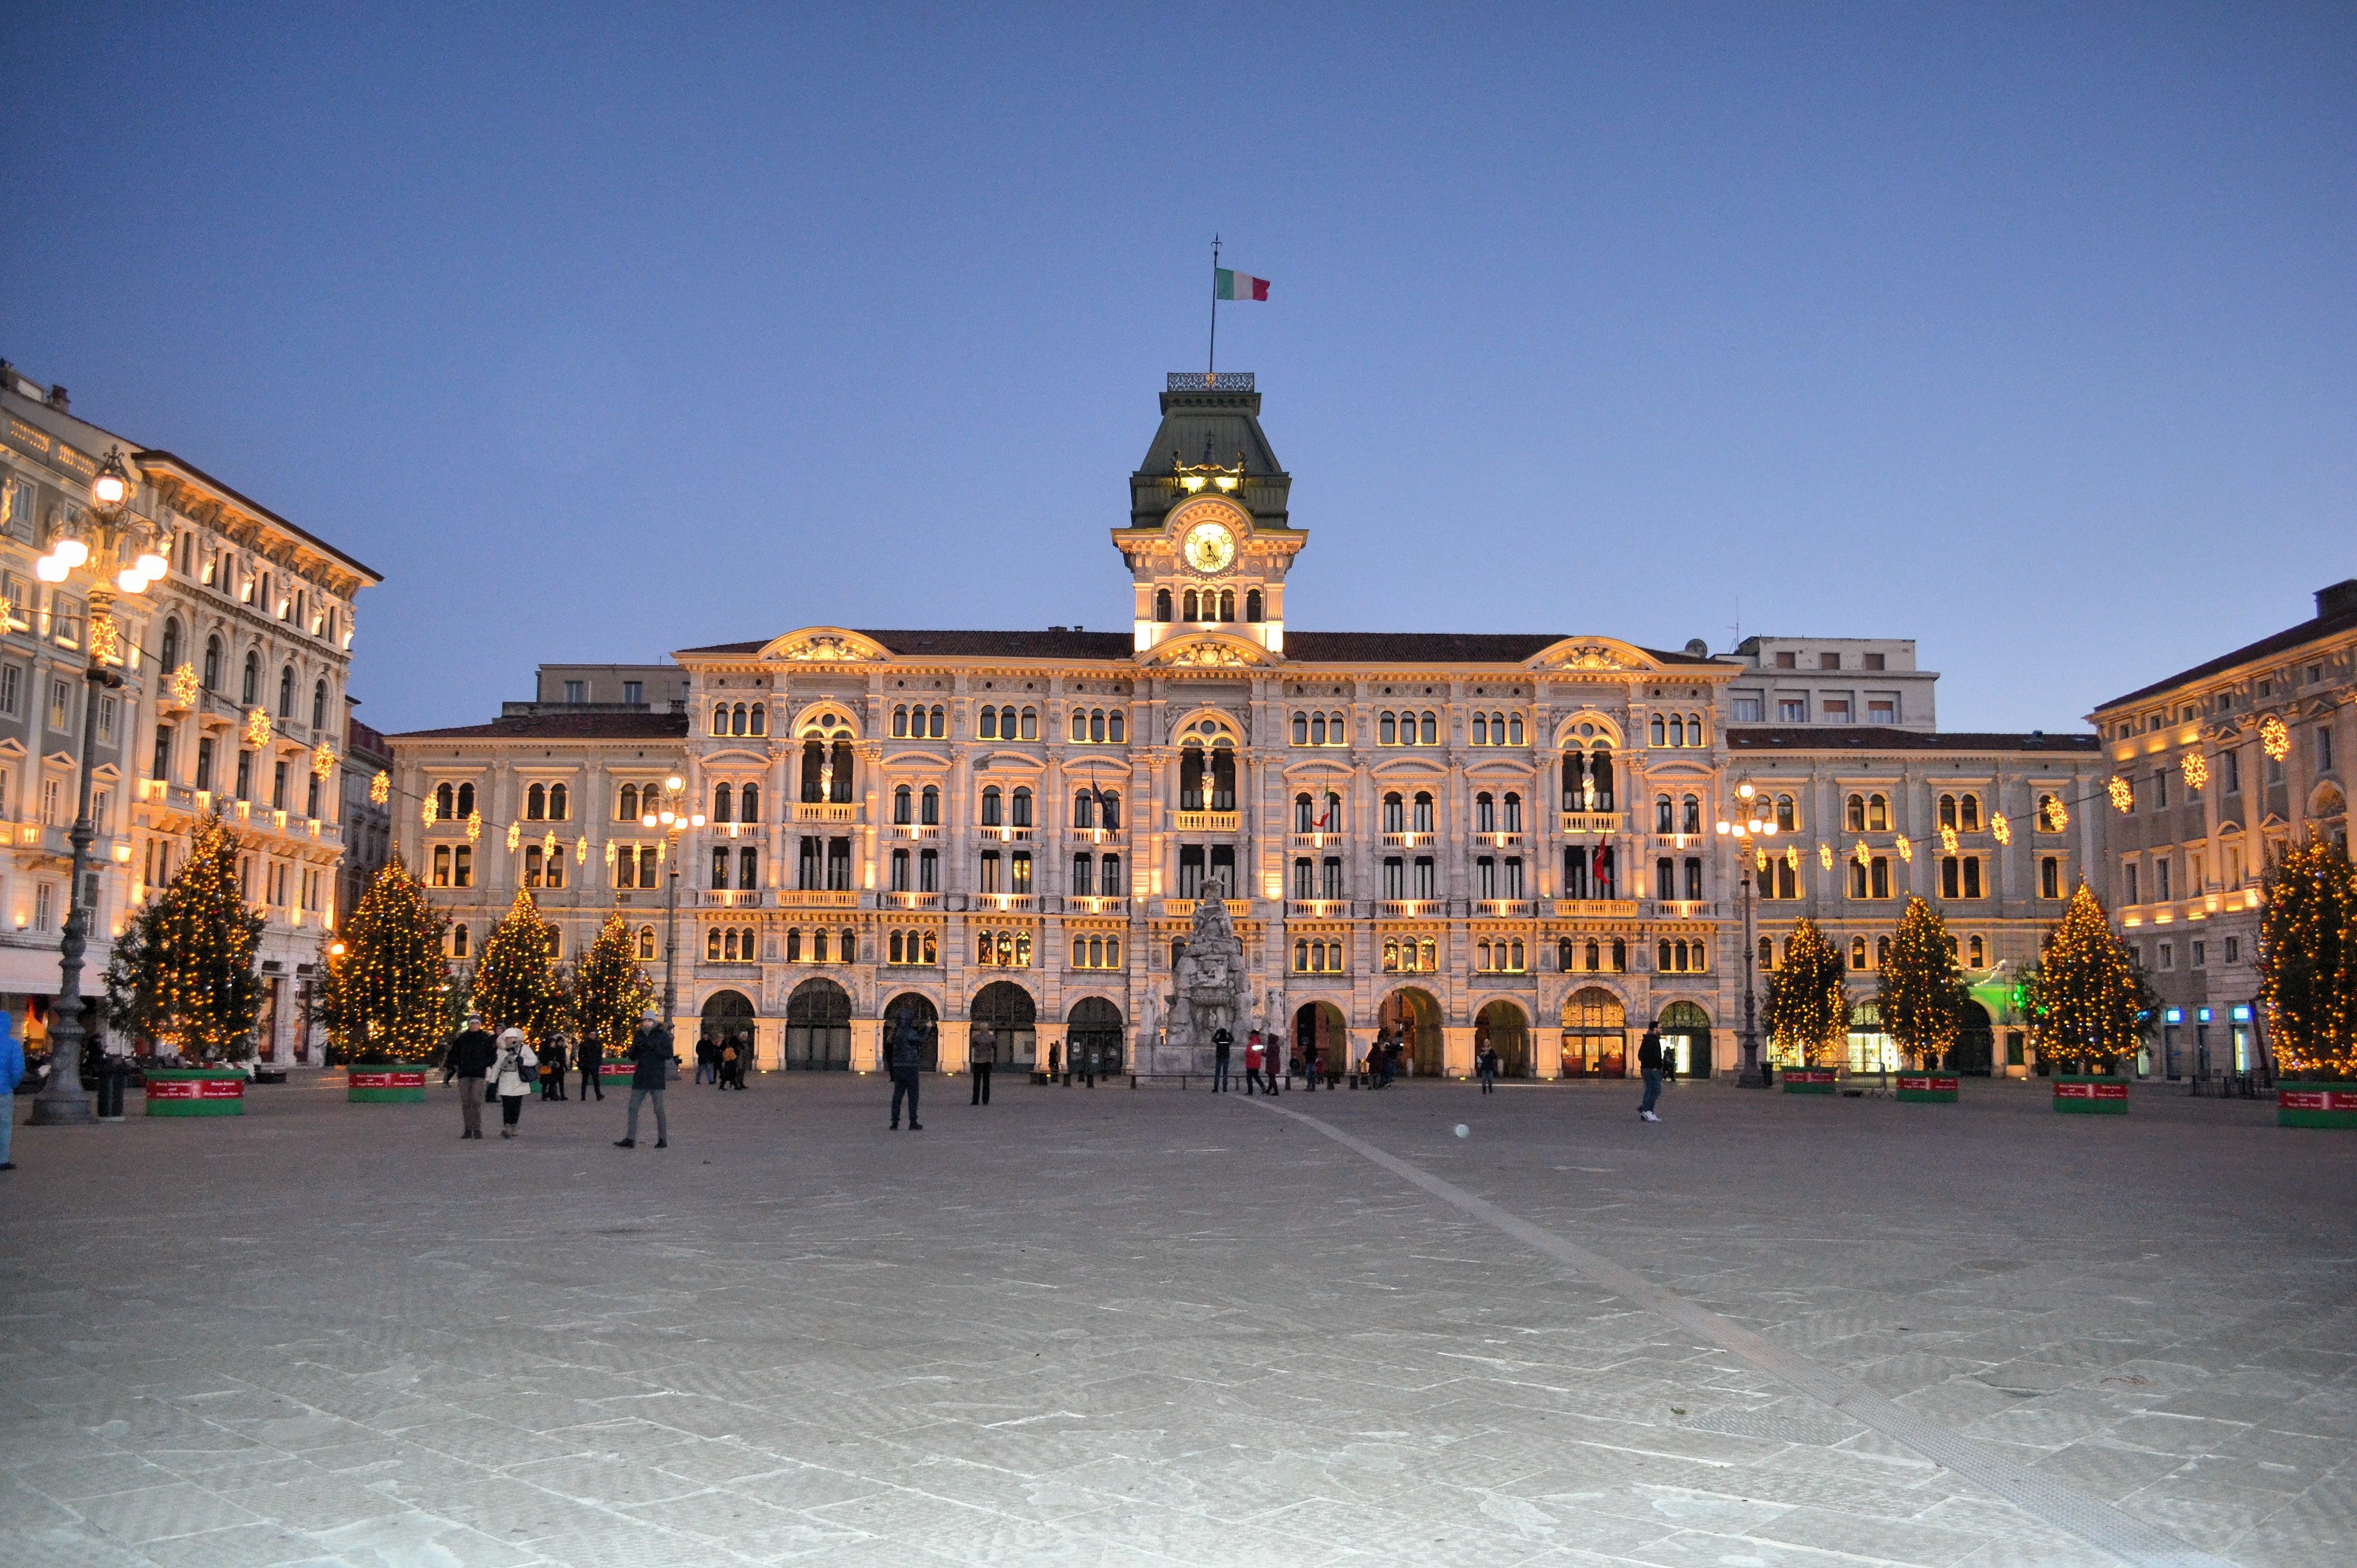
top-left (29, 448), bottom-right (170, 1127)
top-left (639, 775), bottom-right (704, 1037)
top-left (1715, 780), bottom-right (1778, 1089)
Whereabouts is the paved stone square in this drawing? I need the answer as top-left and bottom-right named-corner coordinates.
top-left (5, 1071), bottom-right (2357, 1567)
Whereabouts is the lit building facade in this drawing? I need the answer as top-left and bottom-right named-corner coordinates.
top-left (386, 374), bottom-right (2111, 1079)
top-left (0, 364), bottom-right (377, 1065)
top-left (2088, 578), bottom-right (2355, 1081)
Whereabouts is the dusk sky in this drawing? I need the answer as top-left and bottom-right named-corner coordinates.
top-left (2, 3), bottom-right (2350, 735)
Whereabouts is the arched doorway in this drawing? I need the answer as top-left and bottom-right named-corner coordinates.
top-left (1955, 1000), bottom-right (1994, 1076)
top-left (1475, 1000), bottom-right (1531, 1078)
top-left (972, 981), bottom-right (1036, 1070)
top-left (784, 978), bottom-right (852, 1071)
top-left (1378, 987), bottom-right (1444, 1076)
top-left (1561, 987), bottom-right (1627, 1077)
top-left (1066, 997), bottom-right (1124, 1078)
top-left (881, 991), bottom-right (939, 1071)
top-left (1847, 999), bottom-right (1895, 1074)
top-left (1656, 1000), bottom-right (1712, 1077)
top-left (1292, 999), bottom-right (1348, 1075)
top-left (701, 989), bottom-right (756, 1060)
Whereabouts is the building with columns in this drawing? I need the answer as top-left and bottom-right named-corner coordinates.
top-left (386, 373), bottom-right (2114, 1081)
top-left (0, 361), bottom-right (377, 1066)
top-left (2088, 578), bottom-right (2355, 1081)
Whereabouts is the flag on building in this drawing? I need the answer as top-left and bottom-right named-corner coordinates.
top-left (1214, 268), bottom-right (1270, 302)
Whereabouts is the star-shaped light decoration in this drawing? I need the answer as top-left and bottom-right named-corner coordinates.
top-left (2181, 751), bottom-right (2209, 792)
top-left (466, 809), bottom-right (482, 843)
top-left (311, 741), bottom-right (335, 780)
top-left (2108, 775), bottom-right (2133, 813)
top-left (1895, 834), bottom-right (1913, 863)
top-left (370, 770), bottom-right (390, 806)
top-left (1991, 811), bottom-right (2011, 846)
top-left (2261, 715), bottom-right (2291, 762)
top-left (170, 663), bottom-right (200, 707)
top-left (245, 707), bottom-right (273, 749)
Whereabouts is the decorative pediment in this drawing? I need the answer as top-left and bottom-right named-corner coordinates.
top-left (1529, 636), bottom-right (1666, 675)
top-left (0, 736), bottom-right (24, 760)
top-left (1141, 633), bottom-right (1267, 669)
top-left (43, 750), bottom-right (75, 770)
top-left (758, 627), bottom-right (889, 665)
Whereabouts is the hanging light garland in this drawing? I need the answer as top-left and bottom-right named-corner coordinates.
top-left (1991, 811), bottom-right (2011, 846)
top-left (1819, 842), bottom-right (1833, 870)
top-left (506, 820), bottom-right (522, 852)
top-left (2181, 751), bottom-right (2209, 791)
top-left (1784, 845), bottom-right (1799, 872)
top-left (422, 795), bottom-right (438, 827)
top-left (2042, 796), bottom-right (2069, 832)
top-left (87, 613), bottom-right (122, 666)
top-left (1895, 834), bottom-right (1913, 863)
top-left (370, 770), bottom-right (390, 806)
top-left (574, 835), bottom-right (588, 864)
top-left (542, 830), bottom-right (558, 858)
top-left (2107, 775), bottom-right (2133, 813)
top-left (1854, 840), bottom-right (1871, 868)
top-left (311, 741), bottom-right (335, 780)
top-left (604, 840), bottom-right (618, 871)
top-left (466, 809), bottom-right (482, 844)
top-left (245, 707), bottom-right (273, 748)
top-left (2261, 715), bottom-right (2291, 762)
top-left (1939, 824), bottom-right (1959, 856)
top-left (170, 663), bottom-right (200, 707)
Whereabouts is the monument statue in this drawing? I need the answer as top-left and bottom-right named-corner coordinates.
top-left (1157, 877), bottom-right (1252, 1073)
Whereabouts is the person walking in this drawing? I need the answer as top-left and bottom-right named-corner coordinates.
top-left (1242, 1034), bottom-right (1263, 1095)
top-left (577, 1031), bottom-right (604, 1101)
top-left (970, 1020), bottom-right (997, 1106)
top-left (0, 1010), bottom-right (22, 1170)
top-left (539, 1039), bottom-right (566, 1101)
top-left (1479, 1043), bottom-right (1498, 1094)
top-left (1637, 1025), bottom-right (1665, 1123)
top-left (615, 1010), bottom-right (672, 1148)
top-left (691, 1035), bottom-right (712, 1086)
top-left (1211, 1026), bottom-right (1233, 1093)
top-left (718, 1037), bottom-right (743, 1090)
top-left (443, 1012), bottom-right (497, 1139)
top-left (884, 1005), bottom-right (923, 1130)
top-left (1303, 1043), bottom-right (1319, 1092)
top-left (491, 1028), bottom-right (537, 1138)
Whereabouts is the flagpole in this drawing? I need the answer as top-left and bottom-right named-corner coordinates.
top-left (1207, 234), bottom-right (1220, 385)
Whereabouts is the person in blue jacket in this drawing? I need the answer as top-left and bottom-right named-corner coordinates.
top-left (0, 1012), bottom-right (22, 1170)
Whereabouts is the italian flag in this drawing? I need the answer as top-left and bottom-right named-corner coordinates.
top-left (1214, 268), bottom-right (1270, 301)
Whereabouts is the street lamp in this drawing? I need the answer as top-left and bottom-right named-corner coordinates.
top-left (30, 448), bottom-right (167, 1126)
top-left (639, 774), bottom-right (704, 1038)
top-left (1714, 781), bottom-right (1778, 1089)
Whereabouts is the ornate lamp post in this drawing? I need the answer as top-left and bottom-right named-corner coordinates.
top-left (1714, 780), bottom-right (1778, 1089)
top-left (639, 775), bottom-right (704, 1037)
top-left (29, 449), bottom-right (167, 1126)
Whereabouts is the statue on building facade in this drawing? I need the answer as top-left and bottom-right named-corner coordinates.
top-left (1157, 877), bottom-right (1251, 1073)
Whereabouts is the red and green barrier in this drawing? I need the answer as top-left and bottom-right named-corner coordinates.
top-left (144, 1069), bottom-right (246, 1116)
top-left (1781, 1066), bottom-right (1838, 1094)
top-left (2278, 1084), bottom-right (2357, 1130)
top-left (1897, 1074), bottom-right (1959, 1103)
top-left (346, 1066), bottom-right (428, 1102)
top-left (2053, 1075), bottom-right (2129, 1115)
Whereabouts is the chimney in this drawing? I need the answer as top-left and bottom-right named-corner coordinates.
top-left (45, 386), bottom-right (67, 412)
top-left (2318, 579), bottom-right (2357, 621)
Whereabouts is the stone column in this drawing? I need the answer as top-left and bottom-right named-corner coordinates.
top-left (939, 1018), bottom-right (971, 1075)
top-left (849, 1017), bottom-right (882, 1073)
top-left (1442, 1023), bottom-right (1475, 1079)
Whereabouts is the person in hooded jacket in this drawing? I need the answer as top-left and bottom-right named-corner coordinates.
top-left (491, 1028), bottom-right (538, 1138)
top-left (616, 1010), bottom-right (671, 1149)
top-left (0, 1010), bottom-right (22, 1170)
top-left (885, 1005), bottom-right (924, 1130)
top-left (442, 1013), bottom-right (498, 1139)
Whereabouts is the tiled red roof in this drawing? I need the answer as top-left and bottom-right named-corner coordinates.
top-left (387, 713), bottom-right (691, 743)
top-left (1730, 726), bottom-right (2099, 754)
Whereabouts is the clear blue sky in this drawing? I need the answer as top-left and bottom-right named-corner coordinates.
top-left (2, 3), bottom-right (2350, 734)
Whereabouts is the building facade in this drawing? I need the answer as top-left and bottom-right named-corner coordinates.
top-left (384, 373), bottom-right (2126, 1081)
top-left (2088, 578), bottom-right (2356, 1081)
top-left (0, 362), bottom-right (378, 1066)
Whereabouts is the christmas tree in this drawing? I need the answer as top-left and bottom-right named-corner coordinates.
top-left (2259, 833), bottom-right (2357, 1079)
top-left (1764, 917), bottom-right (1845, 1066)
top-left (570, 912), bottom-right (653, 1063)
top-left (469, 890), bottom-right (568, 1048)
top-left (102, 815), bottom-right (264, 1062)
top-left (318, 859), bottom-right (449, 1064)
top-left (1878, 895), bottom-right (1967, 1070)
top-left (2033, 883), bottom-right (2154, 1074)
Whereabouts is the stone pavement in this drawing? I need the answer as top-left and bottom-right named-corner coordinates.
top-left (5, 1070), bottom-right (2356, 1568)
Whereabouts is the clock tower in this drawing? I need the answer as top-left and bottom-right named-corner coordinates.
top-left (1114, 372), bottom-right (1305, 656)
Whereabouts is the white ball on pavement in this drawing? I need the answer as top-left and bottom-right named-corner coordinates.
top-left (1454, 1124), bottom-right (1470, 1138)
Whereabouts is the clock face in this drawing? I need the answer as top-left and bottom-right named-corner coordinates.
top-left (1183, 520), bottom-right (1236, 574)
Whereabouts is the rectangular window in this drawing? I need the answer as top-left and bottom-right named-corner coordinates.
top-left (236, 750), bottom-right (253, 800)
top-left (2222, 750), bottom-right (2240, 793)
top-left (623, 681), bottom-right (642, 704)
top-left (739, 846), bottom-right (757, 889)
top-left (2159, 941), bottom-right (2175, 971)
top-left (1685, 857), bottom-right (1703, 901)
top-left (41, 777), bottom-right (60, 826)
top-left (0, 474), bottom-right (33, 540)
top-left (891, 848), bottom-right (911, 891)
top-left (2156, 859), bottom-right (2172, 901)
top-left (2225, 936), bottom-right (2239, 964)
top-left (827, 837), bottom-right (851, 891)
top-left (1475, 856), bottom-right (1496, 899)
top-left (1178, 845), bottom-right (1204, 899)
top-left (52, 594), bottom-right (79, 650)
top-left (1870, 857), bottom-right (1889, 899)
top-left (2124, 863), bottom-right (2139, 905)
top-left (35, 882), bottom-right (52, 932)
top-left (980, 850), bottom-right (1002, 894)
top-left (1778, 697), bottom-right (1808, 722)
top-left (1731, 696), bottom-right (1763, 723)
top-left (1292, 857), bottom-right (1313, 900)
top-left (2155, 770), bottom-right (2169, 809)
top-left (1867, 699), bottom-right (1896, 724)
top-left (712, 847), bottom-right (730, 890)
top-left (1383, 856), bottom-right (1404, 899)
top-left (2193, 940), bottom-right (2206, 968)
top-left (0, 664), bottom-right (17, 717)
top-left (434, 845), bottom-right (450, 886)
top-left (48, 678), bottom-right (70, 732)
top-left (799, 835), bottom-right (821, 890)
top-left (1864, 653), bottom-right (1886, 670)
top-left (1503, 857), bottom-right (1523, 899)
top-left (1942, 856), bottom-right (1959, 900)
top-left (151, 724), bottom-right (172, 780)
top-left (97, 694), bottom-right (116, 742)
top-left (272, 760), bottom-right (289, 811)
top-left (2039, 855), bottom-right (2059, 899)
top-left (2320, 726), bottom-right (2336, 774)
top-left (452, 845), bottom-right (472, 887)
top-left (1963, 856), bottom-right (1982, 899)
top-left (1322, 857), bottom-right (1342, 899)
top-left (1011, 851), bottom-right (1032, 894)
top-left (919, 848), bottom-right (939, 892)
top-left (639, 846), bottom-right (658, 888)
top-left (563, 680), bottom-right (585, 704)
top-left (1413, 857), bottom-right (1435, 899)
top-left (195, 737), bottom-right (216, 793)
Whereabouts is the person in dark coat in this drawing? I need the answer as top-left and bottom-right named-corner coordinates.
top-left (1211, 1027), bottom-right (1233, 1093)
top-left (970, 1021), bottom-right (997, 1106)
top-left (886, 1005), bottom-right (924, 1130)
top-left (442, 1013), bottom-right (497, 1139)
top-left (1637, 1027), bottom-right (1666, 1123)
top-left (540, 1038), bottom-right (566, 1100)
top-left (719, 1036), bottom-right (744, 1090)
top-left (615, 1010), bottom-right (671, 1148)
top-left (577, 1031), bottom-right (604, 1100)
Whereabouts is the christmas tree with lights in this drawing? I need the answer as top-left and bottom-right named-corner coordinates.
top-left (1878, 895), bottom-right (1967, 1070)
top-left (1764, 917), bottom-right (1846, 1066)
top-left (2259, 833), bottom-right (2357, 1080)
top-left (103, 815), bottom-right (264, 1062)
top-left (318, 859), bottom-right (449, 1065)
top-left (2032, 883), bottom-right (2154, 1074)
top-left (469, 890), bottom-right (568, 1048)
top-left (570, 911), bottom-right (653, 1064)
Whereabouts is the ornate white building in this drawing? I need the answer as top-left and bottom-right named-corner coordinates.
top-left (0, 362), bottom-right (377, 1065)
top-left (387, 373), bottom-right (2108, 1079)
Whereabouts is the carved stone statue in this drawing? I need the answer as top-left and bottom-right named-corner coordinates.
top-left (1154, 876), bottom-right (1253, 1074)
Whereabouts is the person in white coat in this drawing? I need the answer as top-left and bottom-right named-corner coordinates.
top-left (492, 1028), bottom-right (538, 1139)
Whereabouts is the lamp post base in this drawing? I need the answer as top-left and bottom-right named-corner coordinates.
top-left (1737, 1031), bottom-right (1765, 1089)
top-left (29, 1082), bottom-right (96, 1126)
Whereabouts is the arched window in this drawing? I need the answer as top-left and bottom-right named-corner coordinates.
top-left (1775, 793), bottom-right (1795, 831)
top-left (1669, 714), bottom-right (1685, 747)
top-left (618, 783), bottom-right (638, 821)
top-left (921, 785), bottom-right (940, 825)
top-left (311, 678), bottom-right (328, 730)
top-left (1474, 713), bottom-right (1489, 745)
top-left (277, 665), bottom-right (295, 717)
top-left (455, 781), bottom-right (475, 818)
top-left (1011, 787), bottom-right (1033, 828)
top-left (929, 705), bottom-right (945, 739)
top-left (1960, 794), bottom-right (1981, 831)
top-left (1218, 589), bottom-right (1235, 621)
top-left (241, 650), bottom-right (260, 705)
top-left (1650, 715), bottom-right (1665, 746)
top-left (1681, 794), bottom-right (1701, 834)
top-left (1155, 587), bottom-right (1173, 621)
top-left (979, 707), bottom-right (998, 740)
top-left (1020, 707), bottom-right (1037, 740)
top-left (1383, 793), bottom-right (1404, 832)
top-left (1412, 792), bottom-right (1434, 833)
top-left (1656, 793), bottom-right (1674, 833)
top-left (1939, 793), bottom-right (1958, 830)
top-left (785, 928), bottom-right (802, 963)
top-left (750, 704), bottom-right (766, 736)
top-left (712, 783), bottom-right (732, 822)
top-left (1868, 794), bottom-right (1889, 832)
top-left (1293, 713), bottom-right (1308, 745)
top-left (1510, 714), bottom-right (1524, 745)
top-left (549, 783), bottom-right (568, 820)
top-left (436, 782), bottom-right (455, 819)
top-left (738, 784), bottom-right (756, 821)
top-left (203, 635), bottom-right (222, 690)
top-left (1759, 936), bottom-right (1774, 971)
top-left (981, 786), bottom-right (1002, 826)
top-left (1658, 939), bottom-right (1673, 971)
top-left (731, 703), bottom-right (749, 737)
top-left (711, 704), bottom-right (729, 736)
top-left (893, 706), bottom-right (909, 738)
top-left (161, 618), bottom-right (181, 673)
top-left (1967, 934), bottom-right (1985, 967)
top-left (528, 783), bottom-right (547, 821)
top-left (894, 784), bottom-right (913, 824)
top-left (1294, 792), bottom-right (1313, 831)
top-left (1075, 789), bottom-right (1097, 829)
top-left (1503, 792), bottom-right (1521, 833)
top-left (830, 739), bottom-right (854, 803)
top-left (1380, 712), bottom-right (1398, 745)
top-left (708, 929), bottom-right (723, 962)
top-left (1846, 793), bottom-right (1866, 831)
top-left (1183, 589), bottom-right (1200, 621)
top-left (1245, 589), bottom-right (1263, 621)
top-left (638, 926), bottom-right (655, 960)
top-left (1475, 792), bottom-right (1495, 833)
top-left (1420, 712), bottom-right (1437, 745)
top-left (1108, 710), bottom-right (1124, 743)
top-left (451, 923), bottom-right (469, 959)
